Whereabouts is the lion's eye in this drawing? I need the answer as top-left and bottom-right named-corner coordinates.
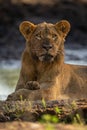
top-left (35, 34), bottom-right (42, 40)
top-left (52, 34), bottom-right (57, 40)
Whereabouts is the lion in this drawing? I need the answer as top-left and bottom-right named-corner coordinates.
top-left (7, 20), bottom-right (87, 101)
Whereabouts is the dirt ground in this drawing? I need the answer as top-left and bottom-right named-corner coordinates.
top-left (0, 122), bottom-right (87, 130)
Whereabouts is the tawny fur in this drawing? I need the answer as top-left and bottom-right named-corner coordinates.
top-left (7, 20), bottom-right (87, 101)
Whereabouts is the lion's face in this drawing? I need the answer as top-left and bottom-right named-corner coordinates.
top-left (19, 20), bottom-right (70, 62)
top-left (30, 23), bottom-right (63, 62)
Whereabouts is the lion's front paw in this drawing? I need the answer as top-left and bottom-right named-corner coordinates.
top-left (25, 81), bottom-right (40, 90)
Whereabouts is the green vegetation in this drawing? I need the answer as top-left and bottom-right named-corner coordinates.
top-left (40, 114), bottom-right (59, 124)
top-left (42, 98), bottom-right (46, 109)
top-left (73, 113), bottom-right (84, 124)
top-left (40, 99), bottom-right (60, 124)
top-left (40, 100), bottom-right (85, 125)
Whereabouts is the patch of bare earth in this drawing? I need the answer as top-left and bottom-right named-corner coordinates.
top-left (0, 122), bottom-right (87, 130)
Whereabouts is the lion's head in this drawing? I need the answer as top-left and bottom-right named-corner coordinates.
top-left (19, 20), bottom-right (70, 62)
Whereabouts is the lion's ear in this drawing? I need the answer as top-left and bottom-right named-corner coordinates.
top-left (55, 20), bottom-right (70, 38)
top-left (19, 21), bottom-right (36, 40)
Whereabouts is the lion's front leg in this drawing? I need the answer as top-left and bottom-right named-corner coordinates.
top-left (7, 89), bottom-right (31, 101)
top-left (7, 81), bottom-right (57, 101)
top-left (25, 81), bottom-right (40, 90)
top-left (7, 88), bottom-right (42, 101)
top-left (25, 81), bottom-right (57, 100)
top-left (7, 81), bottom-right (41, 101)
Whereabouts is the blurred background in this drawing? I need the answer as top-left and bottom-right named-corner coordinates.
top-left (0, 0), bottom-right (87, 100)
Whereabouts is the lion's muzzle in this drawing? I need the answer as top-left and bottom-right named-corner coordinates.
top-left (39, 53), bottom-right (54, 62)
top-left (42, 43), bottom-right (53, 51)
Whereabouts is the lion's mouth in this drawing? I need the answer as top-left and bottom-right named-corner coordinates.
top-left (39, 54), bottom-right (54, 62)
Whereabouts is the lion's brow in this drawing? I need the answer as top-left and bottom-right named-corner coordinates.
top-left (45, 25), bottom-right (50, 34)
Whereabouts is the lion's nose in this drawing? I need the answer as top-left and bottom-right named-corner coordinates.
top-left (42, 44), bottom-right (52, 51)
